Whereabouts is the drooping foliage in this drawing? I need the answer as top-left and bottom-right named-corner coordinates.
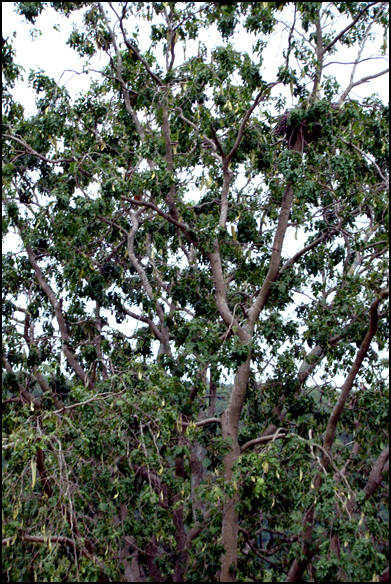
top-left (2, 2), bottom-right (389, 582)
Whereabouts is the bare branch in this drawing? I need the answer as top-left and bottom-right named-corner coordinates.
top-left (226, 83), bottom-right (279, 166)
top-left (3, 133), bottom-right (75, 165)
top-left (2, 534), bottom-right (77, 547)
top-left (322, 2), bottom-right (380, 55)
top-left (33, 369), bottom-right (63, 410)
top-left (338, 136), bottom-right (389, 186)
top-left (310, 10), bottom-right (324, 101)
top-left (177, 108), bottom-right (223, 164)
top-left (48, 390), bottom-right (126, 416)
top-left (280, 228), bottom-right (338, 274)
top-left (182, 417), bottom-right (221, 427)
top-left (118, 19), bottom-right (163, 86)
top-left (241, 428), bottom-right (288, 453)
top-left (338, 68), bottom-right (389, 104)
top-left (209, 122), bottom-right (225, 159)
top-left (126, 212), bottom-right (172, 357)
top-left (120, 305), bottom-right (163, 341)
top-left (219, 163), bottom-right (234, 228)
top-left (120, 198), bottom-right (197, 244)
top-left (2, 533), bottom-right (107, 573)
top-left (97, 2), bottom-right (146, 141)
top-left (160, 99), bottom-right (180, 220)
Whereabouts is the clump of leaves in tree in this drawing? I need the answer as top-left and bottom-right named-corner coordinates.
top-left (2, 2), bottom-right (389, 582)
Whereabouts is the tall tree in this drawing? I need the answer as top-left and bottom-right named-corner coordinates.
top-left (2, 2), bottom-right (389, 582)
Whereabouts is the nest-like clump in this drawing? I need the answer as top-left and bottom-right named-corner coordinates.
top-left (274, 111), bottom-right (322, 150)
top-left (274, 103), bottom-right (339, 150)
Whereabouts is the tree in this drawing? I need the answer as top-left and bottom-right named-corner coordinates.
top-left (2, 2), bottom-right (389, 582)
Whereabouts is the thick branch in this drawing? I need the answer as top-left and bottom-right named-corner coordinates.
top-left (298, 334), bottom-right (342, 385)
top-left (33, 369), bottom-right (63, 410)
top-left (247, 181), bottom-right (295, 326)
top-left (126, 213), bottom-right (172, 357)
top-left (322, 288), bottom-right (389, 468)
top-left (208, 242), bottom-right (251, 344)
top-left (36, 449), bottom-right (53, 498)
top-left (120, 305), bottom-right (163, 342)
top-left (25, 244), bottom-right (93, 389)
top-left (182, 417), bottom-right (221, 427)
top-left (347, 444), bottom-right (389, 513)
top-left (219, 163), bottom-right (234, 228)
top-left (310, 10), bottom-right (323, 101)
top-left (158, 101), bottom-right (180, 221)
top-left (209, 123), bottom-right (225, 159)
top-left (3, 534), bottom-right (76, 547)
top-left (186, 510), bottom-right (212, 547)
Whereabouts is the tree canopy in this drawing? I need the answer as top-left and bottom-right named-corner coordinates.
top-left (2, 2), bottom-right (389, 582)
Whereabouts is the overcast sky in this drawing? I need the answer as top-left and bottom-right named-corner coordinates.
top-left (2, 2), bottom-right (389, 117)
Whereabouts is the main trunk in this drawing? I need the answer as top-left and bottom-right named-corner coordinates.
top-left (219, 356), bottom-right (251, 582)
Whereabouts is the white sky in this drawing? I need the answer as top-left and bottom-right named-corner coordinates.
top-left (2, 2), bottom-right (389, 116)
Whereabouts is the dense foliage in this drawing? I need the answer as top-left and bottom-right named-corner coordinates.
top-left (2, 2), bottom-right (389, 582)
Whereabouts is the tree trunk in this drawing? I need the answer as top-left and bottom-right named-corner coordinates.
top-left (173, 421), bottom-right (189, 582)
top-left (219, 356), bottom-right (251, 582)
